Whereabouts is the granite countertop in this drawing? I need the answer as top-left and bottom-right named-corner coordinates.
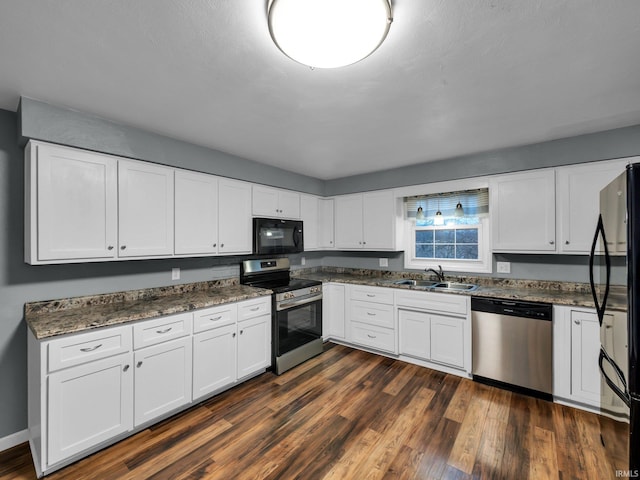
top-left (293, 269), bottom-right (627, 312)
top-left (25, 279), bottom-right (272, 340)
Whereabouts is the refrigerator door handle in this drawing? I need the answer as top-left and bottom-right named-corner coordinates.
top-left (589, 214), bottom-right (611, 326)
top-left (599, 347), bottom-right (631, 408)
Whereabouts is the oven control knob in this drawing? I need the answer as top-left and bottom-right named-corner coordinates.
top-left (284, 292), bottom-right (295, 299)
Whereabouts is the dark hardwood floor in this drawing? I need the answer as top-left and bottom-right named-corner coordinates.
top-left (0, 343), bottom-right (625, 479)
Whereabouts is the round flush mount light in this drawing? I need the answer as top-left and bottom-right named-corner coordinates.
top-left (268, 0), bottom-right (393, 69)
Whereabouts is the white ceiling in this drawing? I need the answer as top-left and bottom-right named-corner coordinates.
top-left (0, 1), bottom-right (639, 180)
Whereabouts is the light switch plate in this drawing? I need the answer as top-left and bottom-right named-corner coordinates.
top-left (172, 268), bottom-right (180, 280)
top-left (379, 258), bottom-right (389, 267)
top-left (496, 261), bottom-right (511, 274)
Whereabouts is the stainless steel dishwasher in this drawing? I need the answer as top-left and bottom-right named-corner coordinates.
top-left (471, 297), bottom-right (553, 400)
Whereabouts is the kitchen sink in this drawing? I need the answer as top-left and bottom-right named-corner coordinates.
top-left (430, 282), bottom-right (479, 291)
top-left (392, 279), bottom-right (438, 288)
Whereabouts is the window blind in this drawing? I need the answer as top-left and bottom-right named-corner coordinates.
top-left (405, 188), bottom-right (489, 218)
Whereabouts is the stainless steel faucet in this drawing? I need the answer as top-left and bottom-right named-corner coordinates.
top-left (425, 265), bottom-right (445, 282)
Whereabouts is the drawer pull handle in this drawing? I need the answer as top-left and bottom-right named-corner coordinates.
top-left (232, 332), bottom-right (236, 338)
top-left (156, 327), bottom-right (172, 334)
top-left (366, 294), bottom-right (376, 297)
top-left (80, 344), bottom-right (102, 352)
top-left (137, 361), bottom-right (143, 368)
top-left (574, 320), bottom-right (581, 325)
top-left (240, 330), bottom-right (244, 335)
top-left (123, 365), bottom-right (130, 372)
top-left (209, 316), bottom-right (223, 321)
top-left (367, 312), bottom-right (377, 316)
top-left (367, 334), bottom-right (377, 339)
top-left (250, 307), bottom-right (260, 311)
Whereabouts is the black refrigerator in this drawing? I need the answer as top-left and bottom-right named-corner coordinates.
top-left (591, 162), bottom-right (640, 473)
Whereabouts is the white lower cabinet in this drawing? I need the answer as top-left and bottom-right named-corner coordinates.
top-left (346, 285), bottom-right (397, 354)
top-left (323, 283), bottom-right (345, 340)
top-left (28, 295), bottom-right (271, 477)
top-left (193, 324), bottom-right (237, 401)
top-left (134, 337), bottom-right (192, 427)
top-left (396, 290), bottom-right (470, 373)
top-left (237, 314), bottom-right (270, 379)
top-left (47, 352), bottom-right (133, 465)
top-left (553, 305), bottom-right (628, 415)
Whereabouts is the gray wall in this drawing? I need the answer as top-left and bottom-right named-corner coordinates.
top-left (325, 124), bottom-right (640, 195)
top-left (18, 97), bottom-right (325, 196)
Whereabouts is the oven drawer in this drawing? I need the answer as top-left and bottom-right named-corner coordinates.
top-left (133, 312), bottom-right (192, 349)
top-left (350, 322), bottom-right (395, 353)
top-left (193, 304), bottom-right (236, 333)
top-left (349, 285), bottom-right (394, 305)
top-left (238, 297), bottom-right (271, 321)
top-left (350, 300), bottom-right (394, 328)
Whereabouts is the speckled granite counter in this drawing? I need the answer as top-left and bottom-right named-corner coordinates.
top-left (293, 268), bottom-right (627, 312)
top-left (25, 279), bottom-right (272, 340)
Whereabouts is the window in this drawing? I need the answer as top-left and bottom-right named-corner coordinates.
top-left (404, 189), bottom-right (491, 273)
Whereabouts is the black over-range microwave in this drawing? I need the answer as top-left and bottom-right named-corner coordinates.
top-left (253, 218), bottom-right (304, 255)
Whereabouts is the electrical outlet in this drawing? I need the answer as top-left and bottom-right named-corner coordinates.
top-left (496, 261), bottom-right (511, 274)
top-left (379, 258), bottom-right (389, 267)
top-left (172, 268), bottom-right (180, 280)
top-left (301, 257), bottom-right (306, 266)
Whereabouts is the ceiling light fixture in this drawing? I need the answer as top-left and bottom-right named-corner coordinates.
top-left (268, 0), bottom-right (393, 69)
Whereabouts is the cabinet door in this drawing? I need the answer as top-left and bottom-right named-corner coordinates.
top-left (48, 352), bottom-right (133, 465)
top-left (362, 190), bottom-right (396, 250)
top-left (430, 314), bottom-right (465, 368)
top-left (237, 315), bottom-right (270, 379)
top-left (218, 179), bottom-right (252, 254)
top-left (134, 337), bottom-right (192, 427)
top-left (323, 284), bottom-right (345, 340)
top-left (570, 310), bottom-right (601, 404)
top-left (318, 198), bottom-right (335, 249)
top-left (175, 170), bottom-right (218, 255)
top-left (118, 160), bottom-right (174, 257)
top-left (491, 169), bottom-right (556, 252)
top-left (278, 190), bottom-right (301, 219)
top-left (193, 324), bottom-right (237, 401)
top-left (398, 309), bottom-right (430, 360)
top-left (335, 194), bottom-right (363, 249)
top-left (300, 194), bottom-right (319, 250)
top-left (252, 186), bottom-right (280, 217)
top-left (557, 160), bottom-right (627, 254)
top-left (32, 143), bottom-right (117, 262)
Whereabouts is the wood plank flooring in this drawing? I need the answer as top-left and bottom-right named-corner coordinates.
top-left (0, 343), bottom-right (625, 479)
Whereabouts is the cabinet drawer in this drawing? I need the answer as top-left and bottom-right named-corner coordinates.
top-left (350, 322), bottom-right (395, 353)
top-left (48, 325), bottom-right (132, 372)
top-left (133, 312), bottom-right (192, 349)
top-left (349, 285), bottom-right (394, 305)
top-left (394, 290), bottom-right (468, 316)
top-left (350, 300), bottom-right (394, 328)
top-left (193, 304), bottom-right (237, 333)
top-left (237, 297), bottom-right (271, 321)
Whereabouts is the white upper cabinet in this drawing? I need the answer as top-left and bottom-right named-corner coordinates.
top-left (318, 198), bottom-right (335, 249)
top-left (118, 160), bottom-right (174, 257)
top-left (556, 159), bottom-right (628, 254)
top-left (300, 194), bottom-right (319, 250)
top-left (252, 185), bottom-right (301, 219)
top-left (335, 190), bottom-right (399, 250)
top-left (25, 141), bottom-right (118, 263)
top-left (491, 169), bottom-right (557, 252)
top-left (175, 170), bottom-right (218, 255)
top-left (218, 178), bottom-right (252, 254)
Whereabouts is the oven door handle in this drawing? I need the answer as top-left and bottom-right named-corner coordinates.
top-left (277, 294), bottom-right (323, 311)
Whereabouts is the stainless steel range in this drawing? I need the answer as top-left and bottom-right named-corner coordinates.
top-left (240, 258), bottom-right (323, 375)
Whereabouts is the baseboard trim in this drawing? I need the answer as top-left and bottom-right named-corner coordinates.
top-left (0, 429), bottom-right (28, 452)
